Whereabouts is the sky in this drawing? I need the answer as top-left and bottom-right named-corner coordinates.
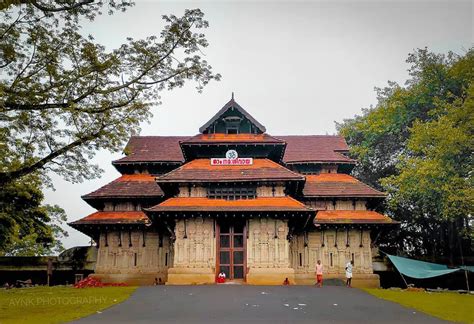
top-left (43, 0), bottom-right (473, 250)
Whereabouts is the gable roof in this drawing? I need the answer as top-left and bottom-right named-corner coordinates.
top-left (112, 136), bottom-right (188, 164)
top-left (314, 210), bottom-right (398, 224)
top-left (303, 174), bottom-right (385, 198)
top-left (70, 211), bottom-right (150, 226)
top-left (82, 174), bottom-right (164, 200)
top-left (276, 135), bottom-right (355, 164)
top-left (157, 158), bottom-right (304, 183)
top-left (112, 135), bottom-right (356, 165)
top-left (199, 98), bottom-right (266, 133)
top-left (181, 133), bottom-right (285, 145)
top-left (146, 197), bottom-right (313, 213)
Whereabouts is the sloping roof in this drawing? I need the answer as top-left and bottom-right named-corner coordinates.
top-left (157, 159), bottom-right (304, 183)
top-left (112, 135), bottom-right (356, 165)
top-left (199, 99), bottom-right (266, 133)
top-left (82, 174), bottom-right (164, 199)
top-left (314, 210), bottom-right (398, 224)
top-left (113, 136), bottom-right (188, 164)
top-left (303, 174), bottom-right (385, 197)
top-left (181, 133), bottom-right (285, 144)
top-left (70, 211), bottom-right (150, 225)
top-left (276, 135), bottom-right (355, 164)
top-left (147, 197), bottom-right (313, 212)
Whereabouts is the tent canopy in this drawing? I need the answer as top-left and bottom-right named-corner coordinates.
top-left (386, 254), bottom-right (460, 279)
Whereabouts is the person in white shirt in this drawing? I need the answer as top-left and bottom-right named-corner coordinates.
top-left (345, 261), bottom-right (353, 287)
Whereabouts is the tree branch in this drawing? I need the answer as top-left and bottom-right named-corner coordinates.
top-left (29, 0), bottom-right (94, 12)
top-left (0, 125), bottom-right (106, 184)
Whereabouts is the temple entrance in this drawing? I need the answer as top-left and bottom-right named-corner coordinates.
top-left (217, 219), bottom-right (246, 281)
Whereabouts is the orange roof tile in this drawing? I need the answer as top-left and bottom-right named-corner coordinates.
top-left (158, 159), bottom-right (304, 183)
top-left (315, 210), bottom-right (398, 224)
top-left (70, 211), bottom-right (150, 225)
top-left (147, 197), bottom-right (313, 212)
top-left (182, 133), bottom-right (285, 144)
top-left (306, 174), bottom-right (358, 183)
top-left (303, 174), bottom-right (385, 197)
top-left (116, 174), bottom-right (156, 182)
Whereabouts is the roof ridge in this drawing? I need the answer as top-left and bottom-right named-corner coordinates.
top-left (156, 159), bottom-right (190, 180)
top-left (351, 176), bottom-right (386, 196)
top-left (284, 195), bottom-right (314, 210)
top-left (157, 158), bottom-right (305, 183)
top-left (198, 99), bottom-right (266, 133)
top-left (333, 151), bottom-right (356, 161)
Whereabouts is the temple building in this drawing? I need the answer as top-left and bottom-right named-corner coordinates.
top-left (69, 98), bottom-right (398, 286)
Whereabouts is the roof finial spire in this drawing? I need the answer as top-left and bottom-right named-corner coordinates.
top-left (231, 92), bottom-right (234, 100)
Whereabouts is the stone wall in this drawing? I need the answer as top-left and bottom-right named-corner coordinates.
top-left (256, 185), bottom-right (285, 197)
top-left (246, 218), bottom-right (295, 284)
top-left (290, 229), bottom-right (380, 287)
top-left (167, 217), bottom-right (216, 285)
top-left (304, 200), bottom-right (367, 211)
top-left (92, 222), bottom-right (380, 287)
top-left (93, 229), bottom-right (172, 285)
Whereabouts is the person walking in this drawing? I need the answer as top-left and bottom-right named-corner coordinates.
top-left (345, 260), bottom-right (354, 287)
top-left (315, 260), bottom-right (323, 287)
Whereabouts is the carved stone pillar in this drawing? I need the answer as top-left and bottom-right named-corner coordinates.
top-left (246, 218), bottom-right (295, 285)
top-left (167, 217), bottom-right (216, 285)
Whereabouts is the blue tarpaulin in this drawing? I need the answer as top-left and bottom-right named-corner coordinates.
top-left (386, 254), bottom-right (461, 279)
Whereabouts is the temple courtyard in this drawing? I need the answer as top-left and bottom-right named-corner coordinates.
top-left (75, 286), bottom-right (449, 323)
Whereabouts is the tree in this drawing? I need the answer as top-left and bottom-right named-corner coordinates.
top-left (0, 1), bottom-right (220, 185)
top-left (0, 1), bottom-right (220, 255)
top-left (337, 48), bottom-right (473, 263)
top-left (0, 174), bottom-right (68, 256)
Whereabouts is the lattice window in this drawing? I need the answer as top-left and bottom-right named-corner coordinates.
top-left (208, 187), bottom-right (256, 200)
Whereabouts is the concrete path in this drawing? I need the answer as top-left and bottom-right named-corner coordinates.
top-left (75, 286), bottom-right (448, 323)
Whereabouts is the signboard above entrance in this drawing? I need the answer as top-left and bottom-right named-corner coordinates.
top-left (211, 150), bottom-right (253, 166)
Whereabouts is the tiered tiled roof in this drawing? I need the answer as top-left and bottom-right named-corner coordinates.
top-left (181, 133), bottom-right (285, 144)
top-left (277, 135), bottom-right (355, 164)
top-left (314, 210), bottom-right (398, 224)
top-left (82, 174), bottom-right (163, 199)
top-left (303, 174), bottom-right (385, 197)
top-left (113, 136), bottom-right (188, 164)
top-left (157, 159), bottom-right (304, 183)
top-left (147, 197), bottom-right (313, 212)
top-left (112, 135), bottom-right (356, 165)
top-left (70, 211), bottom-right (150, 225)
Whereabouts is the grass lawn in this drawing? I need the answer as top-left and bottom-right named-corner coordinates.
top-left (364, 288), bottom-right (474, 323)
top-left (0, 286), bottom-right (137, 324)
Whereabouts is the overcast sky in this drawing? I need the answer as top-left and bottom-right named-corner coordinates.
top-left (43, 0), bottom-right (473, 250)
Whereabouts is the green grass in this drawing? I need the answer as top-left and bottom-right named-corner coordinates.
top-left (0, 286), bottom-right (137, 324)
top-left (364, 288), bottom-right (474, 324)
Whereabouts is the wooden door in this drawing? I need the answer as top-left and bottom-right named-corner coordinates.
top-left (217, 219), bottom-right (246, 280)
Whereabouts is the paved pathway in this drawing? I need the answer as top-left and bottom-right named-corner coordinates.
top-left (75, 286), bottom-right (447, 323)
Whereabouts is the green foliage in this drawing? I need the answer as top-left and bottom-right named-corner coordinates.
top-left (0, 174), bottom-right (68, 256)
top-left (0, 1), bottom-right (220, 185)
top-left (0, 1), bottom-right (220, 255)
top-left (337, 48), bottom-right (473, 262)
